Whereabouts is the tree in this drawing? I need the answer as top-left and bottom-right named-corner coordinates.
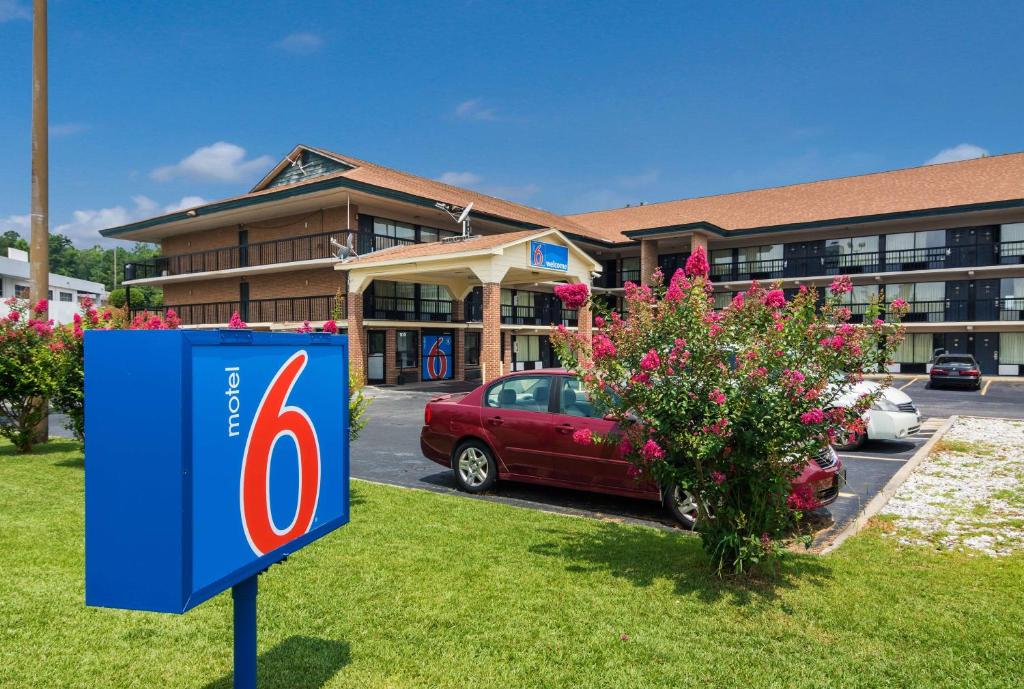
top-left (0, 230), bottom-right (29, 255)
top-left (0, 299), bottom-right (57, 452)
top-left (552, 249), bottom-right (908, 575)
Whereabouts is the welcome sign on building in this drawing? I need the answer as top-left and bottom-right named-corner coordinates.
top-left (529, 240), bottom-right (569, 272)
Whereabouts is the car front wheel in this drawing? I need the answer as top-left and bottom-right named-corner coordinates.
top-left (452, 440), bottom-right (497, 493)
top-left (833, 429), bottom-right (865, 451)
top-left (665, 485), bottom-right (701, 530)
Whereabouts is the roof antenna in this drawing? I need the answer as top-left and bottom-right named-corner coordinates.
top-left (434, 201), bottom-right (474, 240)
top-left (288, 151), bottom-right (307, 175)
top-left (331, 193), bottom-right (358, 260)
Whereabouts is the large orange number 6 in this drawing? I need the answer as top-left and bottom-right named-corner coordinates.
top-left (240, 351), bottom-right (321, 556)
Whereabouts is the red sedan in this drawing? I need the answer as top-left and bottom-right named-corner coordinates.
top-left (420, 369), bottom-right (845, 527)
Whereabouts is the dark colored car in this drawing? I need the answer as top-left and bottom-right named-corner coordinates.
top-left (929, 354), bottom-right (983, 390)
top-left (420, 369), bottom-right (846, 527)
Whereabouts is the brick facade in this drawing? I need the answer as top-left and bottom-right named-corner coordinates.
top-left (481, 282), bottom-right (502, 382)
top-left (640, 238), bottom-right (659, 285)
top-left (384, 328), bottom-right (398, 385)
top-left (347, 288), bottom-right (365, 383)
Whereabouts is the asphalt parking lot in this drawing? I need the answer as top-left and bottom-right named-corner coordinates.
top-left (49, 376), bottom-right (1022, 531)
top-left (350, 377), bottom-right (1023, 531)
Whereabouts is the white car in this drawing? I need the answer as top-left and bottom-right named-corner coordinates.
top-left (831, 381), bottom-right (921, 450)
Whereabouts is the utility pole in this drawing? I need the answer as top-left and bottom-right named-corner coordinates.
top-left (29, 0), bottom-right (49, 443)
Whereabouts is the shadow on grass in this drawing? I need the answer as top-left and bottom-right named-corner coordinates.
top-left (0, 439), bottom-right (81, 460)
top-left (529, 522), bottom-right (833, 606)
top-left (202, 636), bottom-right (350, 689)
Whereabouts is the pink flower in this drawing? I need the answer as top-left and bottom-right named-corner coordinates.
top-left (829, 275), bottom-right (853, 294)
top-left (572, 428), bottom-right (594, 446)
top-left (837, 323), bottom-right (855, 337)
top-left (6, 311), bottom-right (20, 323)
top-left (625, 464), bottom-right (642, 479)
top-left (553, 282), bottom-right (590, 310)
top-left (820, 335), bottom-right (845, 350)
top-left (297, 320), bottom-right (313, 333)
top-left (684, 247), bottom-right (710, 278)
top-left (731, 292), bottom-right (745, 308)
top-left (665, 281), bottom-right (685, 302)
top-left (164, 309), bottom-right (181, 329)
top-left (81, 296), bottom-right (94, 309)
top-left (890, 298), bottom-right (907, 310)
top-left (800, 408), bottom-right (825, 425)
top-left (592, 333), bottom-right (617, 359)
top-left (787, 484), bottom-right (820, 511)
top-left (228, 311), bottom-right (247, 329)
top-left (594, 315), bottom-right (605, 328)
top-left (322, 319), bottom-right (338, 334)
top-left (631, 372), bottom-right (651, 386)
top-left (33, 299), bottom-right (47, 315)
top-left (102, 311), bottom-right (113, 321)
top-left (710, 470), bottom-right (726, 485)
top-left (641, 439), bottom-right (665, 461)
top-left (762, 289), bottom-right (786, 308)
top-left (783, 369), bottom-right (806, 387)
top-left (708, 388), bottom-right (726, 405)
top-left (640, 349), bottom-right (660, 371)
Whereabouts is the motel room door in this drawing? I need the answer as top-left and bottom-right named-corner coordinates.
top-left (366, 330), bottom-right (386, 384)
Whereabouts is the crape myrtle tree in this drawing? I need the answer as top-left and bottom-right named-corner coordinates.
top-left (0, 299), bottom-right (58, 452)
top-left (551, 248), bottom-right (908, 574)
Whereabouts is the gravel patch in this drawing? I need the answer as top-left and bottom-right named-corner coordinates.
top-left (883, 416), bottom-right (1024, 556)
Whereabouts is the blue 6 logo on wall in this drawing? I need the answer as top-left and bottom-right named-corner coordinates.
top-left (422, 335), bottom-right (453, 380)
top-left (532, 242), bottom-right (545, 267)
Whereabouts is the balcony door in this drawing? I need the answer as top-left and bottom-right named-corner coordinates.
top-left (947, 227), bottom-right (996, 268)
top-left (366, 331), bottom-right (386, 384)
top-left (239, 281), bottom-right (250, 323)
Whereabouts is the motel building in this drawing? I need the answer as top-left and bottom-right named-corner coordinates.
top-left (101, 145), bottom-right (1024, 384)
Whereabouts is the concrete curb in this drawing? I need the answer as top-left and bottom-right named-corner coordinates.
top-left (816, 414), bottom-right (958, 555)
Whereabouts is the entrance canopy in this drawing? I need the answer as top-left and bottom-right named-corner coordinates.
top-left (337, 229), bottom-right (601, 298)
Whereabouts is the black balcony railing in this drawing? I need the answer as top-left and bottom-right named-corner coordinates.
top-left (130, 294), bottom-right (341, 326)
top-left (126, 230), bottom-right (427, 280)
top-left (499, 302), bottom-right (578, 326)
top-left (364, 295), bottom-right (453, 322)
top-left (708, 240), bottom-right (1024, 282)
top-left (998, 296), bottom-right (1024, 321)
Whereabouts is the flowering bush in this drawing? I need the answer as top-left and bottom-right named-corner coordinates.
top-left (0, 299), bottom-right (58, 452)
top-left (552, 248), bottom-right (907, 574)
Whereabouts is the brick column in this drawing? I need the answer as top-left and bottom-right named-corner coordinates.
top-left (347, 289), bottom-right (365, 384)
top-left (453, 299), bottom-right (466, 381)
top-left (640, 238), bottom-right (659, 285)
top-left (481, 283), bottom-right (502, 382)
top-left (503, 331), bottom-right (513, 373)
top-left (385, 328), bottom-right (399, 385)
top-left (690, 233), bottom-right (708, 256)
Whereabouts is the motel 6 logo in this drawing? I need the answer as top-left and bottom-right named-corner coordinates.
top-left (239, 351), bottom-right (321, 556)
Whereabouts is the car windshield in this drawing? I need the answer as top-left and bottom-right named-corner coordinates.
top-left (935, 356), bottom-right (975, 365)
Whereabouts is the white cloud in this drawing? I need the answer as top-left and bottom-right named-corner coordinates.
top-left (454, 98), bottom-right (497, 121)
top-left (163, 196), bottom-right (207, 213)
top-left (151, 142), bottom-right (273, 183)
top-left (53, 196), bottom-right (159, 246)
top-left (0, 1), bottom-right (29, 23)
top-left (1, 213), bottom-right (30, 236)
top-left (437, 171), bottom-right (482, 187)
top-left (50, 122), bottom-right (90, 137)
top-left (925, 143), bottom-right (989, 165)
top-left (274, 32), bottom-right (323, 54)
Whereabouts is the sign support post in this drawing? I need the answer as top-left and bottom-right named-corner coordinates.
top-left (232, 574), bottom-right (258, 689)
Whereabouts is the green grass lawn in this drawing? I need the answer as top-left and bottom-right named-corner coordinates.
top-left (2, 439), bottom-right (1022, 689)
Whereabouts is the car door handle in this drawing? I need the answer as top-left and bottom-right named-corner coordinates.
top-left (486, 417), bottom-right (503, 426)
top-left (556, 423), bottom-right (574, 434)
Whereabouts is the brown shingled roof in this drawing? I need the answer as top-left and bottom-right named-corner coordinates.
top-left (342, 229), bottom-right (541, 266)
top-left (568, 152), bottom-right (1024, 239)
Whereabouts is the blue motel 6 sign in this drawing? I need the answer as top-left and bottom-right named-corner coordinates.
top-left (529, 240), bottom-right (569, 272)
top-left (84, 329), bottom-right (349, 615)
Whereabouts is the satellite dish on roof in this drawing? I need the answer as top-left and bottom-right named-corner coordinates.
top-left (457, 202), bottom-right (474, 224)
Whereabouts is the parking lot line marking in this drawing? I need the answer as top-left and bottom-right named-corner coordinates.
top-left (838, 492), bottom-right (858, 498)
top-left (981, 379), bottom-right (993, 396)
top-left (899, 376), bottom-right (921, 390)
top-left (838, 453), bottom-right (910, 462)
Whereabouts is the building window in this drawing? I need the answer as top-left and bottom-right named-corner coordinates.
top-left (396, 330), bottom-right (418, 368)
top-left (1000, 333), bottom-right (1024, 365)
top-left (886, 282), bottom-right (945, 322)
top-left (419, 226), bottom-right (457, 243)
top-left (515, 335), bottom-right (541, 364)
top-left (15, 284), bottom-right (30, 298)
top-left (713, 291), bottom-right (733, 309)
top-left (59, 291), bottom-right (73, 302)
top-left (896, 333), bottom-right (936, 364)
top-left (372, 219), bottom-right (416, 250)
top-left (1001, 278), bottom-right (1024, 321)
top-left (825, 236), bottom-right (879, 271)
top-left (619, 256), bottom-right (640, 284)
top-left (738, 244), bottom-right (782, 265)
top-left (465, 332), bottom-right (481, 366)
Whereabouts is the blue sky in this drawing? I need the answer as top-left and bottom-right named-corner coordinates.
top-left (1, 0), bottom-right (1023, 246)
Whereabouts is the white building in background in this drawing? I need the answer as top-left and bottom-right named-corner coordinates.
top-left (0, 247), bottom-right (107, 325)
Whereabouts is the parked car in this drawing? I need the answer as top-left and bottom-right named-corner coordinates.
top-left (928, 353), bottom-right (983, 390)
top-left (830, 381), bottom-right (920, 450)
top-left (420, 369), bottom-right (846, 528)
